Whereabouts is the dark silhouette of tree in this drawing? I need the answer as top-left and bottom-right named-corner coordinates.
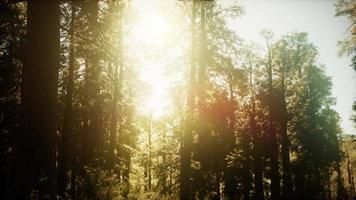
top-left (262, 30), bottom-right (281, 200)
top-left (15, 1), bottom-right (60, 198)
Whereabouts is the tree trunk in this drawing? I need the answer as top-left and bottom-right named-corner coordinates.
top-left (15, 0), bottom-right (60, 198)
top-left (180, 1), bottom-right (196, 200)
top-left (249, 62), bottom-right (264, 200)
top-left (280, 68), bottom-right (293, 199)
top-left (251, 107), bottom-right (264, 200)
top-left (180, 1), bottom-right (196, 199)
top-left (87, 0), bottom-right (102, 163)
top-left (109, 1), bottom-right (123, 172)
top-left (267, 42), bottom-right (280, 200)
top-left (223, 70), bottom-right (239, 199)
top-left (109, 60), bottom-right (118, 168)
top-left (82, 59), bottom-right (90, 165)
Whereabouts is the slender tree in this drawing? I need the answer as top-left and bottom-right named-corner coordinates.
top-left (58, 2), bottom-right (77, 196)
top-left (262, 30), bottom-right (280, 200)
top-left (248, 55), bottom-right (264, 200)
top-left (180, 1), bottom-right (197, 199)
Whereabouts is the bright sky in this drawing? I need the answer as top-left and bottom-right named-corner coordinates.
top-left (231, 0), bottom-right (356, 134)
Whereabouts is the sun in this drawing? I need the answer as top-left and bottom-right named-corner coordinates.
top-left (131, 0), bottom-right (170, 43)
top-left (130, 0), bottom-right (173, 120)
top-left (132, 15), bottom-right (169, 43)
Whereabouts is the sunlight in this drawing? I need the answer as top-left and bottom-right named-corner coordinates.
top-left (132, 15), bottom-right (169, 43)
top-left (139, 63), bottom-right (170, 119)
top-left (7, 0), bottom-right (355, 198)
top-left (131, 0), bottom-right (173, 119)
top-left (132, 0), bottom-right (170, 44)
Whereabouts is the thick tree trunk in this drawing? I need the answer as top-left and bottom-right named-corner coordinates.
top-left (253, 140), bottom-right (264, 200)
top-left (15, 0), bottom-right (60, 198)
top-left (294, 163), bottom-right (305, 199)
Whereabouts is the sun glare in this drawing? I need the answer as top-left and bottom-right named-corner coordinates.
top-left (131, 0), bottom-right (173, 119)
top-left (132, 16), bottom-right (169, 43)
top-left (138, 62), bottom-right (170, 120)
top-left (132, 0), bottom-right (170, 43)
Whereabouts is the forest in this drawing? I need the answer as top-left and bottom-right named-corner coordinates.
top-left (0, 0), bottom-right (355, 199)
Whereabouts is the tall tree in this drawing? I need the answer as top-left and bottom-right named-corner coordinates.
top-left (246, 50), bottom-right (264, 200)
top-left (58, 2), bottom-right (77, 197)
top-left (180, 1), bottom-right (197, 199)
top-left (15, 0), bottom-right (60, 198)
top-left (262, 30), bottom-right (280, 200)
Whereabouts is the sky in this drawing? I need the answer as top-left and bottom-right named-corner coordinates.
top-left (231, 0), bottom-right (356, 134)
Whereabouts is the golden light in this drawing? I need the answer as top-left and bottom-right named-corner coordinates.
top-left (131, 0), bottom-right (171, 44)
top-left (132, 15), bottom-right (170, 43)
top-left (139, 63), bottom-right (170, 120)
top-left (130, 0), bottom-right (174, 119)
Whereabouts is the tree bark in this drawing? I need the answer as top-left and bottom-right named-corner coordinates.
top-left (15, 0), bottom-right (60, 198)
